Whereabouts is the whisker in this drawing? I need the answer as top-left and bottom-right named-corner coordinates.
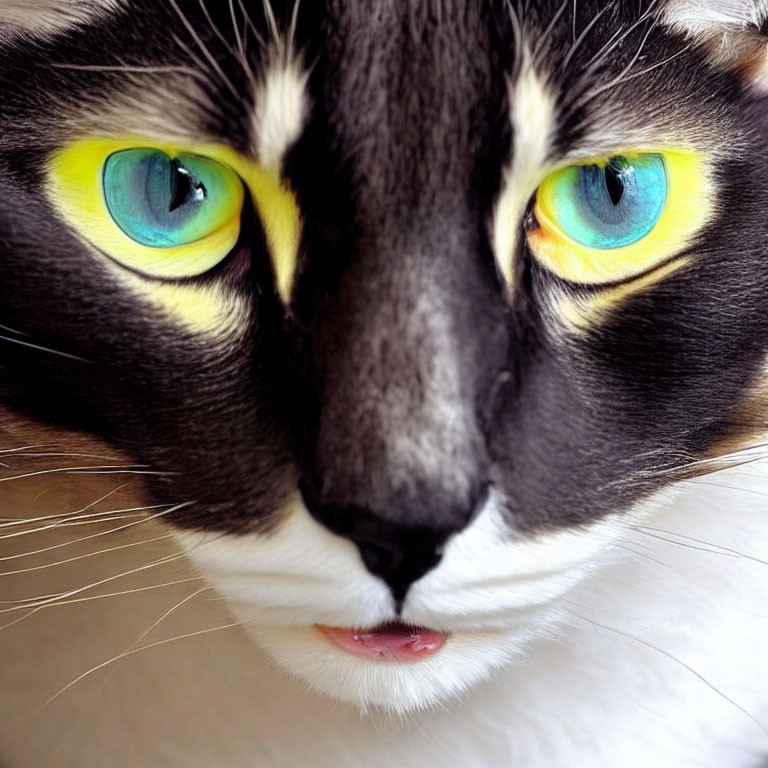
top-left (581, 0), bottom-right (660, 73)
top-left (262, 0), bottom-right (281, 47)
top-left (0, 464), bottom-right (152, 484)
top-left (0, 551), bottom-right (187, 614)
top-left (0, 322), bottom-right (32, 337)
top-left (630, 526), bottom-right (768, 567)
top-left (689, 478), bottom-right (768, 500)
top-left (0, 503), bottom-right (168, 543)
top-left (0, 534), bottom-right (175, 576)
top-left (0, 481), bottom-right (133, 529)
top-left (236, 0), bottom-right (267, 48)
top-left (0, 333), bottom-right (90, 362)
top-left (68, 583), bottom-right (219, 708)
top-left (572, 614), bottom-right (768, 735)
top-left (229, 0), bottom-right (259, 92)
top-left (0, 481), bottom-right (134, 529)
top-left (614, 543), bottom-right (674, 570)
top-left (561, 3), bottom-right (611, 72)
top-left (4, 451), bottom-right (126, 461)
top-left (0, 512), bottom-right (149, 542)
top-left (40, 614), bottom-right (241, 710)
top-left (197, 0), bottom-right (241, 61)
top-left (66, 469), bottom-right (172, 477)
top-left (561, 0), bottom-right (663, 115)
top-left (50, 62), bottom-right (209, 81)
top-left (167, 0), bottom-right (241, 100)
top-left (583, 42), bottom-right (692, 103)
top-left (0, 576), bottom-right (203, 633)
top-left (532, 0), bottom-right (569, 64)
top-left (572, 0), bottom-right (577, 45)
top-left (127, 585), bottom-right (214, 648)
top-left (0, 503), bottom-right (188, 562)
top-left (0, 445), bottom-right (48, 454)
top-left (504, 0), bottom-right (524, 81)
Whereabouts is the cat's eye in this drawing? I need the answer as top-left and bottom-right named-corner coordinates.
top-left (527, 150), bottom-right (711, 285)
top-left (538, 154), bottom-right (667, 250)
top-left (103, 149), bottom-right (243, 251)
top-left (46, 138), bottom-right (300, 288)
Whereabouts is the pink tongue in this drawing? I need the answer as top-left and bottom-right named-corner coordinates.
top-left (318, 622), bottom-right (448, 662)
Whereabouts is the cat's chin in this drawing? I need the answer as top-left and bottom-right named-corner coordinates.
top-left (245, 623), bottom-right (528, 714)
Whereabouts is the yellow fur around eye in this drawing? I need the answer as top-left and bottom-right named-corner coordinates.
top-left (527, 149), bottom-right (715, 285)
top-left (46, 137), bottom-right (301, 301)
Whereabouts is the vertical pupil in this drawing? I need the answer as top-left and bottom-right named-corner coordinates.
top-left (604, 159), bottom-right (625, 206)
top-left (168, 159), bottom-right (206, 212)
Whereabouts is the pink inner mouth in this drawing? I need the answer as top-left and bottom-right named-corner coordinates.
top-left (317, 622), bottom-right (449, 662)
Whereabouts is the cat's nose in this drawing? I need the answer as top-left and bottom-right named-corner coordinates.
top-left (299, 476), bottom-right (476, 604)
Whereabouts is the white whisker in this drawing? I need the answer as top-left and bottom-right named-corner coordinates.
top-left (0, 551), bottom-right (187, 614)
top-left (0, 481), bottom-right (134, 529)
top-left (630, 525), bottom-right (768, 567)
top-left (0, 445), bottom-right (47, 454)
top-left (0, 464), bottom-right (150, 484)
top-left (0, 504), bottom-right (188, 562)
top-left (573, 614), bottom-right (768, 735)
top-left (0, 533), bottom-right (175, 576)
top-left (584, 41), bottom-right (692, 102)
top-left (229, 0), bottom-right (258, 92)
top-left (561, 3), bottom-right (610, 71)
top-left (50, 62), bottom-right (208, 80)
top-left (0, 333), bottom-right (90, 362)
top-left (40, 613), bottom-right (242, 710)
top-left (0, 503), bottom-right (168, 544)
top-left (0, 576), bottom-right (203, 633)
top-left (532, 0), bottom-right (569, 64)
top-left (167, 0), bottom-right (241, 100)
top-left (4, 451), bottom-right (126, 461)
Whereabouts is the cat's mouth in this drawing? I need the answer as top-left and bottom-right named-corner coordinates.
top-left (316, 622), bottom-right (450, 661)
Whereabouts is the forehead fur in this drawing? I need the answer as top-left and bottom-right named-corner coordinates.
top-left (0, 0), bottom-right (120, 38)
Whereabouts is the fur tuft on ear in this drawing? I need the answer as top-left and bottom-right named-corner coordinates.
top-left (662, 0), bottom-right (768, 91)
top-left (663, 0), bottom-right (767, 33)
top-left (0, 0), bottom-right (120, 40)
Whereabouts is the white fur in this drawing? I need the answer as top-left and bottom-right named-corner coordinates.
top-left (177, 494), bottom-right (623, 713)
top-left (493, 53), bottom-right (556, 290)
top-left (663, 0), bottom-right (768, 35)
top-left (251, 51), bottom-right (308, 174)
top-left (4, 463), bottom-right (768, 766)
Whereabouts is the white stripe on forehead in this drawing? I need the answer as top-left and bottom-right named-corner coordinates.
top-left (251, 51), bottom-right (308, 175)
top-left (0, 0), bottom-right (120, 38)
top-left (493, 51), bottom-right (557, 291)
top-left (248, 6), bottom-right (308, 176)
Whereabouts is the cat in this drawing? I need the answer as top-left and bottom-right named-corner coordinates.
top-left (1, 0), bottom-right (768, 765)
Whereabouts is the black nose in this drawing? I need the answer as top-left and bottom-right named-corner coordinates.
top-left (299, 476), bottom-right (467, 604)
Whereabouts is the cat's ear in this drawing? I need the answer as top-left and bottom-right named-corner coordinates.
top-left (663, 0), bottom-right (768, 92)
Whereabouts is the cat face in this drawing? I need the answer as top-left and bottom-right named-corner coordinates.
top-left (2, 0), bottom-right (768, 712)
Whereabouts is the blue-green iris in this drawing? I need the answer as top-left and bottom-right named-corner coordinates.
top-left (550, 154), bottom-right (667, 249)
top-left (103, 149), bottom-right (242, 248)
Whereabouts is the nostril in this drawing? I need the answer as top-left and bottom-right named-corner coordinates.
top-left (298, 474), bottom-right (320, 512)
top-left (299, 474), bottom-right (353, 535)
top-left (356, 541), bottom-right (395, 578)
